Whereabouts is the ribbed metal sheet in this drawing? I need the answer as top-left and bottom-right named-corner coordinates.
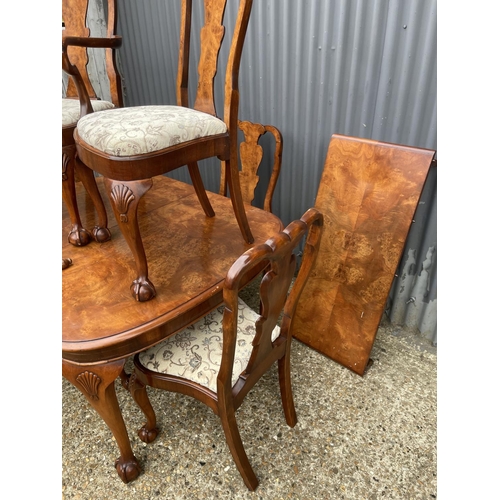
top-left (84, 0), bottom-right (437, 344)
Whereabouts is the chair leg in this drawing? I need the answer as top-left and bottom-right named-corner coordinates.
top-left (62, 257), bottom-right (73, 270)
top-left (62, 146), bottom-right (92, 247)
top-left (75, 156), bottom-right (112, 243)
top-left (218, 399), bottom-right (259, 491)
top-left (187, 162), bottom-right (215, 217)
top-left (104, 178), bottom-right (156, 302)
top-left (223, 158), bottom-right (254, 244)
top-left (122, 370), bottom-right (159, 444)
top-left (278, 349), bottom-right (298, 428)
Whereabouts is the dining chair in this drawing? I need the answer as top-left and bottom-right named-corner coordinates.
top-left (131, 207), bottom-right (323, 490)
top-left (62, 0), bottom-right (122, 246)
top-left (220, 120), bottom-right (283, 213)
top-left (74, 0), bottom-right (255, 302)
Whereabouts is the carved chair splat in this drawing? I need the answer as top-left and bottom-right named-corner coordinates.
top-left (220, 120), bottom-right (283, 213)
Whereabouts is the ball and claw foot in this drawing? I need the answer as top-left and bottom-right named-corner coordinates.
top-left (68, 226), bottom-right (92, 246)
top-left (62, 258), bottom-right (73, 270)
top-left (92, 226), bottom-right (112, 243)
top-left (138, 425), bottom-right (159, 443)
top-left (115, 456), bottom-right (141, 484)
top-left (131, 279), bottom-right (156, 302)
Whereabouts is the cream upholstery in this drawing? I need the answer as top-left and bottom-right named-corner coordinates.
top-left (137, 298), bottom-right (280, 393)
top-left (76, 105), bottom-right (228, 157)
top-left (62, 98), bottom-right (115, 127)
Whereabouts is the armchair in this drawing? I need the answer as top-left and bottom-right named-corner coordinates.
top-left (62, 0), bottom-right (122, 246)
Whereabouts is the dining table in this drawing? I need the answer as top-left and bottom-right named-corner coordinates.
top-left (62, 174), bottom-right (283, 483)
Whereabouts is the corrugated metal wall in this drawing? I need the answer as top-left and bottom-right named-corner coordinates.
top-left (83, 0), bottom-right (437, 344)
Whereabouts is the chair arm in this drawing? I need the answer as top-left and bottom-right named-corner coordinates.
top-left (62, 35), bottom-right (121, 118)
top-left (62, 35), bottom-right (122, 50)
top-left (62, 48), bottom-right (92, 118)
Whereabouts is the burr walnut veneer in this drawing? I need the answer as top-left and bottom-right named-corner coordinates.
top-left (62, 175), bottom-right (282, 483)
top-left (291, 134), bottom-right (436, 376)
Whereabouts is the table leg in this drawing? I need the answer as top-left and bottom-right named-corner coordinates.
top-left (62, 359), bottom-right (141, 484)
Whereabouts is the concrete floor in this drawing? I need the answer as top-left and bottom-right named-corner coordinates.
top-left (62, 306), bottom-right (436, 500)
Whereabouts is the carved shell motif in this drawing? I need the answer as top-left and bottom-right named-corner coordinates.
top-left (110, 184), bottom-right (135, 222)
top-left (76, 371), bottom-right (101, 401)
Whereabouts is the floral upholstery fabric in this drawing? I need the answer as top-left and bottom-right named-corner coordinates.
top-left (76, 105), bottom-right (228, 157)
top-left (62, 98), bottom-right (115, 127)
top-left (137, 298), bottom-right (280, 393)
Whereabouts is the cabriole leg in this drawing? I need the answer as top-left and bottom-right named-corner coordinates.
top-left (62, 145), bottom-right (92, 247)
top-left (104, 178), bottom-right (156, 302)
top-left (62, 358), bottom-right (141, 484)
top-left (75, 156), bottom-right (112, 243)
top-left (119, 369), bottom-right (159, 443)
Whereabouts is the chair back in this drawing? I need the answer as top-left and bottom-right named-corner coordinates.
top-left (218, 208), bottom-right (323, 399)
top-left (62, 0), bottom-right (123, 107)
top-left (177, 0), bottom-right (252, 130)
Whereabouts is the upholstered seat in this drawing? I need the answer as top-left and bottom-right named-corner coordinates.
top-left (77, 105), bottom-right (227, 157)
top-left (62, 98), bottom-right (115, 127)
top-left (138, 297), bottom-right (279, 392)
